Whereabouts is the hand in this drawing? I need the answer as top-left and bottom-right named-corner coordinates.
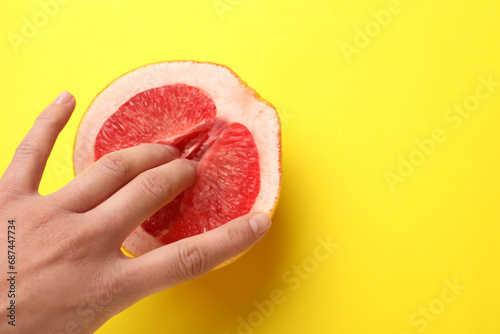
top-left (0, 91), bottom-right (271, 334)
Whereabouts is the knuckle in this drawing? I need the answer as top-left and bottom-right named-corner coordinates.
top-left (98, 154), bottom-right (130, 178)
top-left (137, 172), bottom-right (172, 205)
top-left (0, 180), bottom-right (22, 200)
top-left (26, 206), bottom-right (54, 230)
top-left (92, 267), bottom-right (127, 308)
top-left (54, 231), bottom-right (87, 262)
top-left (55, 226), bottom-right (102, 264)
top-left (78, 262), bottom-right (129, 316)
top-left (174, 243), bottom-right (208, 280)
top-left (44, 214), bottom-right (97, 263)
top-left (15, 141), bottom-right (44, 159)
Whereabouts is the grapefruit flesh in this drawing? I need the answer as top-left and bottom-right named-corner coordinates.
top-left (94, 84), bottom-right (260, 244)
top-left (73, 61), bottom-right (281, 257)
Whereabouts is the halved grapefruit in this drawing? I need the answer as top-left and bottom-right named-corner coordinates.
top-left (73, 61), bottom-right (281, 257)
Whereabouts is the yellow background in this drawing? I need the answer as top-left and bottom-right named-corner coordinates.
top-left (1, 0), bottom-right (500, 333)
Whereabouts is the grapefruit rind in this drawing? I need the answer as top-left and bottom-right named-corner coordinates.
top-left (73, 61), bottom-right (281, 258)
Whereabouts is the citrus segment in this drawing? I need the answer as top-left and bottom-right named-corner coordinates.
top-left (73, 61), bottom-right (281, 257)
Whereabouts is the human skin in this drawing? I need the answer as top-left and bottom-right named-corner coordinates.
top-left (0, 91), bottom-right (271, 334)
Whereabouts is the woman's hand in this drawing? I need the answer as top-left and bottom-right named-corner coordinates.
top-left (0, 91), bottom-right (271, 333)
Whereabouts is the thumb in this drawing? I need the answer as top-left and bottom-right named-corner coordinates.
top-left (125, 212), bottom-right (272, 296)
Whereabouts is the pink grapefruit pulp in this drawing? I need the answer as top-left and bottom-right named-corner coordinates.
top-left (73, 61), bottom-right (281, 257)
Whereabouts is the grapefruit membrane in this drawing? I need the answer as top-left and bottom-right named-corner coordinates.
top-left (74, 61), bottom-right (281, 257)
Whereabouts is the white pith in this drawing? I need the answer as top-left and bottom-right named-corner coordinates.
top-left (73, 61), bottom-right (281, 256)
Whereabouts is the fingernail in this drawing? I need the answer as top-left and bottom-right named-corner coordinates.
top-left (249, 213), bottom-right (271, 235)
top-left (53, 91), bottom-right (73, 104)
top-left (163, 145), bottom-right (180, 156)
